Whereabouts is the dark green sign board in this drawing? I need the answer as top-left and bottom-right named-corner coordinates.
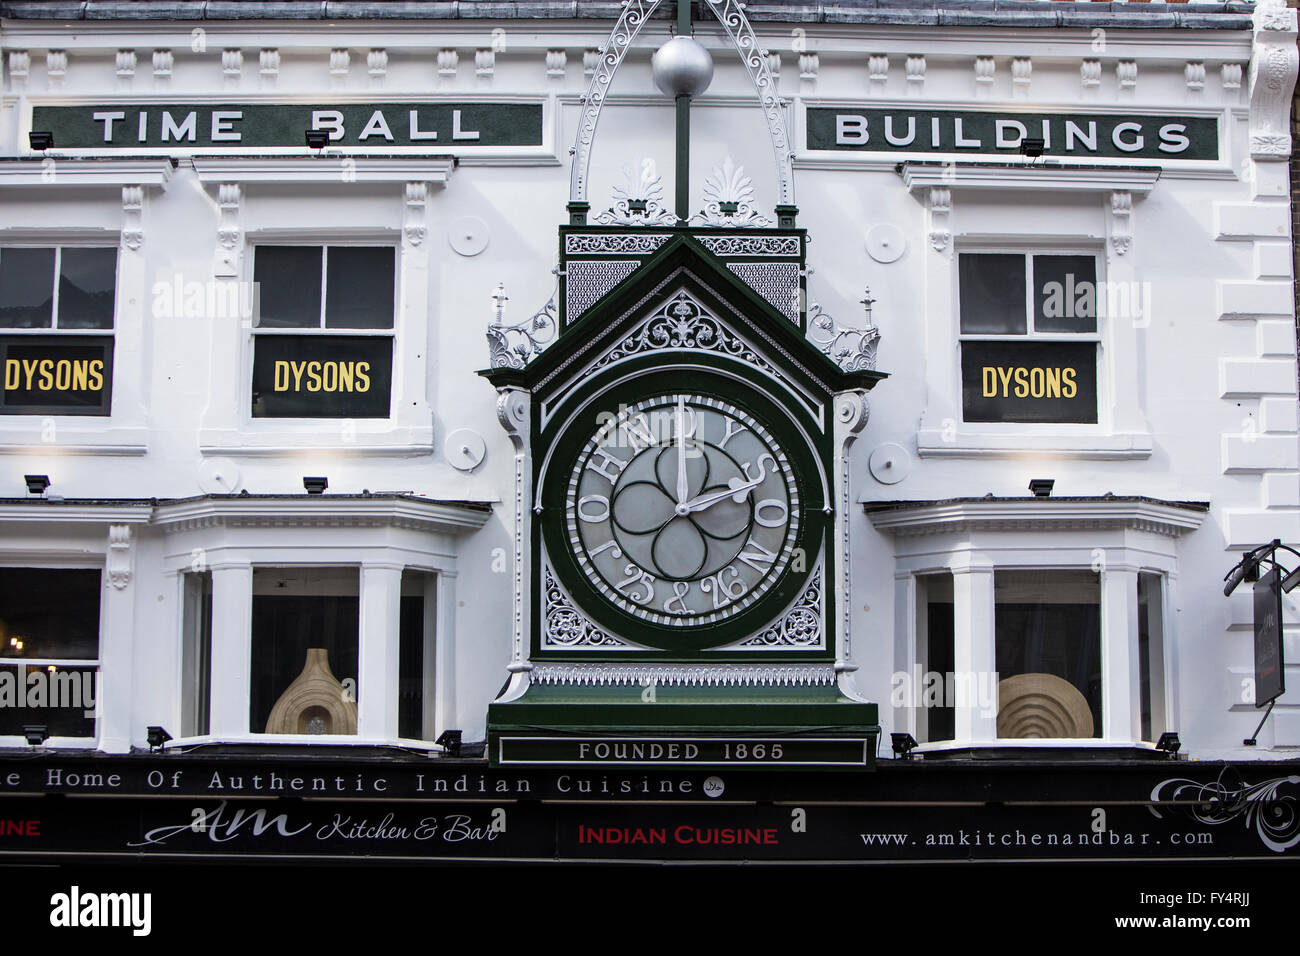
top-left (0, 336), bottom-right (112, 415)
top-left (251, 334), bottom-right (391, 418)
top-left (31, 103), bottom-right (543, 149)
top-left (807, 107), bottom-right (1218, 160)
top-left (494, 736), bottom-right (871, 767)
top-left (961, 340), bottom-right (1097, 423)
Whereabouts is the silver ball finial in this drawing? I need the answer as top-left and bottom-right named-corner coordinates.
top-left (651, 36), bottom-right (714, 97)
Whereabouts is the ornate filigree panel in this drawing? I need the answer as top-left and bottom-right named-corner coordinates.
top-left (541, 564), bottom-right (635, 650)
top-left (727, 262), bottom-right (799, 323)
top-left (565, 233), bottom-right (671, 255)
top-left (590, 289), bottom-right (781, 381)
top-left (712, 560), bottom-right (825, 650)
top-left (532, 662), bottom-right (836, 686)
top-left (697, 235), bottom-right (801, 257)
top-left (566, 259), bottom-right (639, 322)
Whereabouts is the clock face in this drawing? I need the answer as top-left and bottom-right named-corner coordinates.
top-left (565, 394), bottom-right (800, 628)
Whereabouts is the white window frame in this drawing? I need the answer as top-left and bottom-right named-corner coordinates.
top-left (154, 497), bottom-right (488, 749)
top-left (870, 498), bottom-right (1204, 750)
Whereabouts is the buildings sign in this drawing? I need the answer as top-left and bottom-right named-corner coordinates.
top-left (30, 103), bottom-right (544, 149)
top-left (960, 341), bottom-right (1097, 423)
top-left (494, 737), bottom-right (873, 767)
top-left (806, 107), bottom-right (1218, 160)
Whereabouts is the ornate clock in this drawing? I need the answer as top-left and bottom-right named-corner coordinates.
top-left (542, 375), bottom-right (826, 653)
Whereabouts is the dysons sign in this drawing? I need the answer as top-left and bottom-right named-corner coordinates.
top-left (807, 107), bottom-right (1218, 160)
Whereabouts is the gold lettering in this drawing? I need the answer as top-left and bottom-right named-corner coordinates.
top-left (274, 361), bottom-right (290, 392)
top-left (3, 359), bottom-right (17, 391)
top-left (1062, 367), bottom-right (1077, 399)
top-left (38, 359), bottom-right (54, 391)
top-left (982, 367), bottom-right (997, 398)
top-left (306, 361), bottom-right (322, 392)
top-left (71, 361), bottom-right (88, 391)
top-left (1013, 367), bottom-right (1028, 398)
top-left (88, 360), bottom-right (103, 391)
top-left (355, 361), bottom-right (370, 392)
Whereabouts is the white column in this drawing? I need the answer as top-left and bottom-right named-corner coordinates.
top-left (1101, 566), bottom-right (1141, 741)
top-left (434, 570), bottom-right (457, 740)
top-left (951, 565), bottom-right (996, 742)
top-left (96, 527), bottom-right (136, 753)
top-left (208, 565), bottom-right (252, 738)
top-left (357, 564), bottom-right (403, 740)
top-left (893, 572), bottom-right (918, 737)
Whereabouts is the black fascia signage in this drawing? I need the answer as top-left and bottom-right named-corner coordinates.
top-left (252, 335), bottom-right (391, 419)
top-left (0, 336), bottom-right (112, 415)
top-left (806, 107), bottom-right (1218, 161)
top-left (960, 340), bottom-right (1097, 424)
top-left (30, 103), bottom-right (543, 150)
top-left (1253, 567), bottom-right (1286, 707)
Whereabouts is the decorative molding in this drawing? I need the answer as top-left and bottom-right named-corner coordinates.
top-left (766, 52), bottom-right (780, 79)
top-left (564, 233), bottom-right (671, 255)
top-left (583, 49), bottom-right (600, 77)
top-left (866, 497), bottom-right (1207, 538)
top-left (905, 54), bottom-right (925, 93)
top-left (833, 389), bottom-right (871, 698)
top-left (727, 262), bottom-right (799, 322)
top-left (1222, 62), bottom-right (1243, 90)
top-left (152, 48), bottom-right (173, 80)
top-left (1109, 190), bottom-right (1133, 257)
top-left (45, 50), bottom-right (66, 87)
top-left (496, 387), bottom-right (532, 673)
top-left (1011, 57), bottom-right (1031, 99)
top-left (541, 565), bottom-right (632, 649)
top-left (531, 662), bottom-right (836, 687)
top-left (974, 56), bottom-right (994, 99)
top-left (927, 186), bottom-right (951, 252)
top-left (729, 561), bottom-right (824, 649)
top-left (475, 48), bottom-right (495, 77)
top-left (546, 49), bottom-right (567, 78)
top-left (486, 283), bottom-right (558, 370)
top-left (121, 186), bottom-right (144, 252)
top-left (809, 291), bottom-right (880, 372)
top-left (696, 234), bottom-right (801, 257)
top-left (438, 49), bottom-right (458, 76)
top-left (0, 158), bottom-right (173, 188)
top-left (258, 47), bottom-right (279, 78)
top-left (596, 159), bottom-right (678, 226)
top-left (1185, 61), bottom-right (1206, 92)
top-left (403, 181), bottom-right (427, 246)
top-left (115, 49), bottom-right (136, 80)
top-left (1117, 59), bottom-right (1138, 92)
top-left (799, 52), bottom-right (819, 80)
top-left (151, 496), bottom-right (492, 535)
top-left (900, 163), bottom-right (1161, 196)
top-left (107, 525), bottom-right (132, 590)
top-left (692, 157), bottom-right (772, 227)
top-left (191, 156), bottom-right (454, 185)
top-left (367, 48), bottom-right (387, 80)
top-left (1248, 13), bottom-right (1299, 161)
top-left (215, 183), bottom-right (241, 276)
top-left (330, 48), bottom-right (350, 79)
top-left (222, 48), bottom-right (242, 83)
top-left (8, 51), bottom-right (29, 88)
top-left (1080, 58), bottom-right (1101, 91)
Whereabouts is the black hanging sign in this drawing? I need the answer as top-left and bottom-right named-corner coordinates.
top-left (0, 336), bottom-right (113, 415)
top-left (251, 335), bottom-right (391, 419)
top-left (1253, 567), bottom-right (1286, 707)
top-left (961, 341), bottom-right (1097, 424)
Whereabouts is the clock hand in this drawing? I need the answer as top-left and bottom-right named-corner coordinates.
top-left (678, 475), bottom-right (763, 515)
top-left (676, 397), bottom-right (689, 507)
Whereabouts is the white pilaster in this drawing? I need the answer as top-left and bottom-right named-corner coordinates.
top-left (209, 565), bottom-right (252, 737)
top-left (357, 564), bottom-right (403, 740)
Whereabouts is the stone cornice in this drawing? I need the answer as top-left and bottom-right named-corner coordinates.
top-left (151, 494), bottom-right (493, 535)
top-left (899, 161), bottom-right (1162, 196)
top-left (865, 496), bottom-right (1208, 537)
top-left (0, 157), bottom-right (174, 188)
top-left (0, 499), bottom-right (155, 523)
top-left (191, 155), bottom-right (455, 184)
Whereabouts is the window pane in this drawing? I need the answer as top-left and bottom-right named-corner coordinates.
top-left (995, 570), bottom-right (1101, 739)
top-left (917, 573), bottom-right (954, 743)
top-left (57, 248), bottom-right (118, 330)
top-left (254, 247), bottom-right (322, 328)
top-left (181, 571), bottom-right (212, 738)
top-left (959, 253), bottom-right (1026, 334)
top-left (0, 568), bottom-right (101, 660)
top-left (251, 568), bottom-right (358, 735)
top-left (1138, 572), bottom-right (1166, 743)
top-left (0, 664), bottom-right (96, 738)
top-left (1034, 255), bottom-right (1097, 333)
top-left (0, 249), bottom-right (55, 328)
top-left (399, 570), bottom-right (436, 741)
top-left (325, 247), bottom-right (395, 329)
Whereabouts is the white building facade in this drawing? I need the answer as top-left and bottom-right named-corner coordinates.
top-left (0, 0), bottom-right (1296, 863)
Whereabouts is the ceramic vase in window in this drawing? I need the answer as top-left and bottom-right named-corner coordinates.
top-left (264, 647), bottom-right (357, 735)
